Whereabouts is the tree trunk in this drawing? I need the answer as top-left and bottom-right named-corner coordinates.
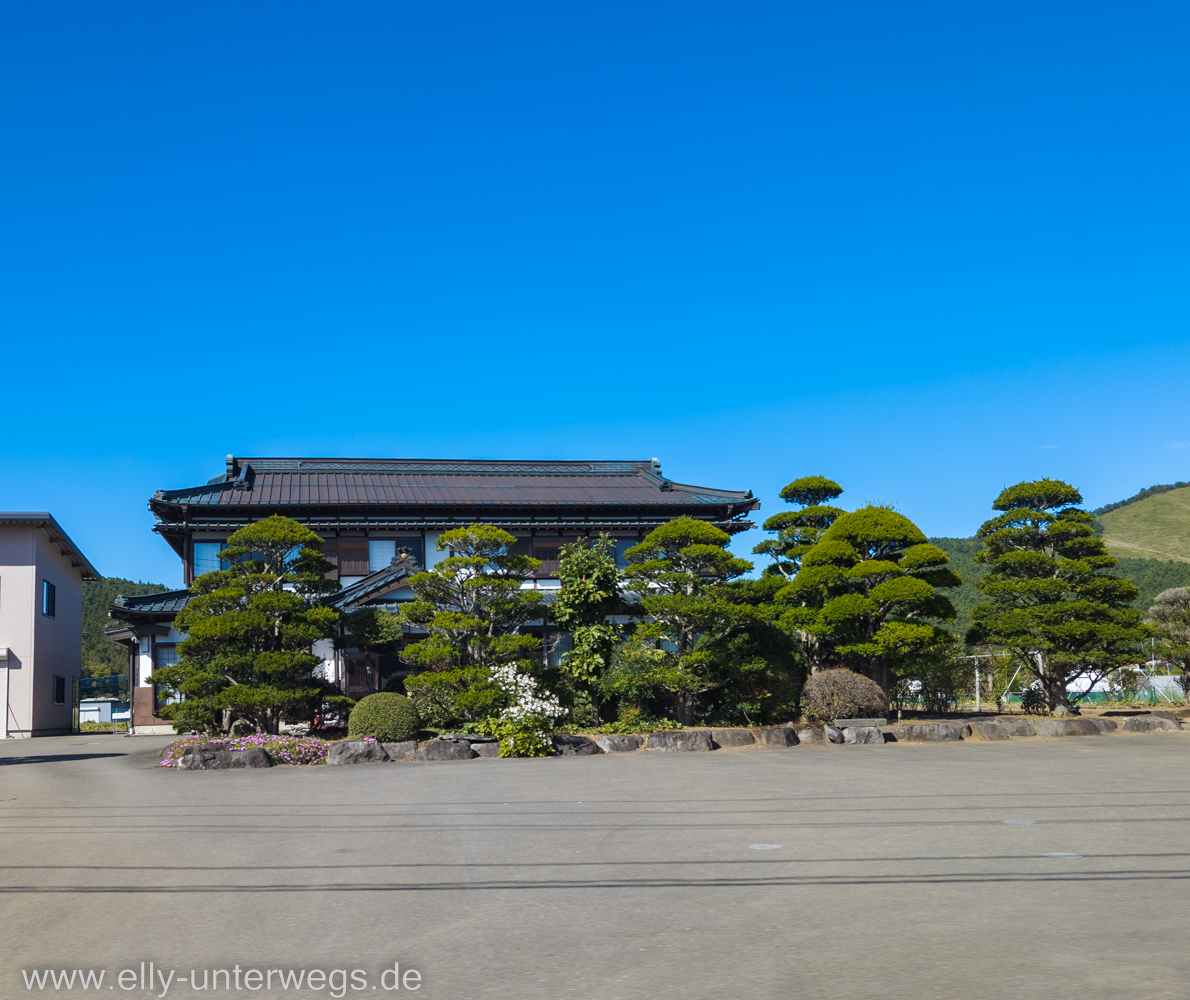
top-left (674, 691), bottom-right (696, 727)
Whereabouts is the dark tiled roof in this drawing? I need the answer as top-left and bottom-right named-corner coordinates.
top-left (326, 559), bottom-right (418, 611)
top-left (110, 590), bottom-right (193, 615)
top-left (151, 458), bottom-right (756, 512)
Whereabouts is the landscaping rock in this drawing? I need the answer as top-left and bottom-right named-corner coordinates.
top-left (1122, 715), bottom-right (1181, 733)
top-left (646, 730), bottom-right (714, 752)
top-left (596, 735), bottom-right (644, 753)
top-left (880, 726), bottom-right (905, 742)
top-left (178, 747), bottom-right (272, 770)
top-left (552, 734), bottom-right (603, 756)
top-left (326, 740), bottom-right (390, 765)
top-left (1150, 711), bottom-right (1180, 722)
top-left (473, 741), bottom-right (501, 757)
top-left (997, 717), bottom-right (1035, 737)
top-left (842, 726), bottom-right (884, 744)
top-left (440, 733), bottom-right (498, 743)
top-left (415, 739), bottom-right (475, 761)
top-left (710, 728), bottom-right (755, 748)
top-left (793, 726), bottom-right (827, 745)
top-left (381, 741), bottom-right (417, 760)
top-left (824, 725), bottom-right (844, 744)
top-left (835, 718), bottom-right (888, 728)
top-left (967, 720), bottom-right (1010, 741)
top-left (756, 727), bottom-right (797, 747)
top-left (1031, 718), bottom-right (1100, 737)
top-left (1089, 718), bottom-right (1118, 733)
top-left (901, 723), bottom-right (967, 742)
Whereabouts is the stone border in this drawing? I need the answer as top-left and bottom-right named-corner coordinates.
top-left (174, 713), bottom-right (1189, 767)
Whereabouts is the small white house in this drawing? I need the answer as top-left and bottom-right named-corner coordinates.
top-left (0, 513), bottom-right (100, 737)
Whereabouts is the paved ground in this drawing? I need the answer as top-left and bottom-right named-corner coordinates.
top-left (3, 733), bottom-right (1190, 999)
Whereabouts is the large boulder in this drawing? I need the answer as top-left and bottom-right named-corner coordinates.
top-left (473, 741), bottom-right (501, 758)
top-left (646, 730), bottom-right (714, 752)
top-left (842, 727), bottom-right (884, 744)
top-left (710, 728), bottom-right (755, 748)
top-left (416, 739), bottom-right (476, 761)
top-left (756, 727), bottom-right (797, 747)
top-left (1031, 718), bottom-right (1101, 737)
top-left (552, 734), bottom-right (603, 756)
top-left (997, 718), bottom-right (1036, 737)
top-left (824, 725), bottom-right (844, 744)
top-left (1123, 715), bottom-right (1181, 733)
top-left (793, 726), bottom-right (827, 745)
top-left (327, 740), bottom-right (390, 765)
top-left (901, 723), bottom-right (968, 742)
top-left (1089, 717), bottom-right (1118, 733)
top-left (834, 718), bottom-right (888, 728)
top-left (967, 720), bottom-right (1010, 741)
top-left (178, 747), bottom-right (272, 770)
top-left (596, 735), bottom-right (644, 753)
top-left (381, 741), bottom-right (418, 760)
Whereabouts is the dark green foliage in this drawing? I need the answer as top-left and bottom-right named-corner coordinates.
top-left (801, 668), bottom-right (887, 722)
top-left (891, 637), bottom-right (973, 714)
top-left (776, 502), bottom-right (961, 691)
top-left (1094, 482), bottom-right (1190, 517)
top-left (347, 692), bottom-right (420, 742)
top-left (967, 479), bottom-right (1148, 713)
top-left (618, 516), bottom-right (760, 725)
top-left (399, 525), bottom-right (542, 728)
top-left (150, 516), bottom-right (345, 734)
top-left (1115, 559), bottom-right (1190, 610)
top-left (550, 535), bottom-right (627, 722)
top-left (83, 578), bottom-right (167, 678)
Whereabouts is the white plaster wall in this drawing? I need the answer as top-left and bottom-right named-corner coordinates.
top-left (31, 529), bottom-right (83, 734)
top-left (0, 527), bottom-right (37, 737)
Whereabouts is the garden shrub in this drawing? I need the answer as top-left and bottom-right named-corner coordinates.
top-left (347, 692), bottom-right (421, 742)
top-left (801, 669), bottom-right (887, 722)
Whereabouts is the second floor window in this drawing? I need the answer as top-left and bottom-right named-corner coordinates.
top-left (193, 542), bottom-right (225, 577)
top-left (42, 580), bottom-right (56, 617)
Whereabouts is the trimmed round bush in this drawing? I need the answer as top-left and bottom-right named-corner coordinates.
top-left (802, 669), bottom-right (887, 722)
top-left (347, 692), bottom-right (421, 742)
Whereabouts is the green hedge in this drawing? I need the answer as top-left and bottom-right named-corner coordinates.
top-left (347, 692), bottom-right (421, 742)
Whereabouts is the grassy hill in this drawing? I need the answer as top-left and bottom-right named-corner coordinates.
top-left (1097, 485), bottom-right (1190, 562)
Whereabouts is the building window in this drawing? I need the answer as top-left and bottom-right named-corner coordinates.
top-left (193, 542), bottom-right (225, 577)
top-left (369, 539), bottom-right (424, 571)
top-left (369, 540), bottom-right (396, 571)
top-left (615, 539), bottom-right (637, 567)
top-left (42, 580), bottom-right (56, 617)
top-left (52, 675), bottom-right (66, 705)
top-left (154, 644), bottom-right (179, 672)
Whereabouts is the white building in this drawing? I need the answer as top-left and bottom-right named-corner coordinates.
top-left (0, 513), bottom-right (100, 737)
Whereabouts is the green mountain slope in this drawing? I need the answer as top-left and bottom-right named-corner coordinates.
top-left (928, 538), bottom-right (1190, 638)
top-left (82, 577), bottom-right (167, 677)
top-left (1097, 486), bottom-right (1190, 562)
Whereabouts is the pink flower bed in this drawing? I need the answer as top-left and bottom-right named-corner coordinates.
top-left (159, 733), bottom-right (330, 767)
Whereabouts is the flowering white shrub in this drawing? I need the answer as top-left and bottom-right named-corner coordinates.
top-left (488, 663), bottom-right (567, 757)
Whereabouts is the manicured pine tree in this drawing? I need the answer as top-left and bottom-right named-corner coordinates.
top-left (968, 479), bottom-right (1147, 714)
top-left (151, 515), bottom-right (345, 734)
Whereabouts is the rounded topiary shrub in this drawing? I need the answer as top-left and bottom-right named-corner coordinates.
top-left (347, 692), bottom-right (421, 742)
top-left (801, 669), bottom-right (887, 722)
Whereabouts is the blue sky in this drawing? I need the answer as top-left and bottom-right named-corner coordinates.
top-left (2, 0), bottom-right (1188, 587)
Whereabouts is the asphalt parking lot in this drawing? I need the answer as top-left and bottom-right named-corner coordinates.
top-left (2, 732), bottom-right (1189, 999)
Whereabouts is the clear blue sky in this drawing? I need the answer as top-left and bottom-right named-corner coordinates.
top-left (2, 1), bottom-right (1188, 587)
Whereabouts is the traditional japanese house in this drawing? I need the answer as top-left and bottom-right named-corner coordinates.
top-left (108, 456), bottom-right (758, 732)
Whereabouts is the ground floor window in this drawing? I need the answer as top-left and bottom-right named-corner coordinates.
top-left (52, 675), bottom-right (66, 705)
